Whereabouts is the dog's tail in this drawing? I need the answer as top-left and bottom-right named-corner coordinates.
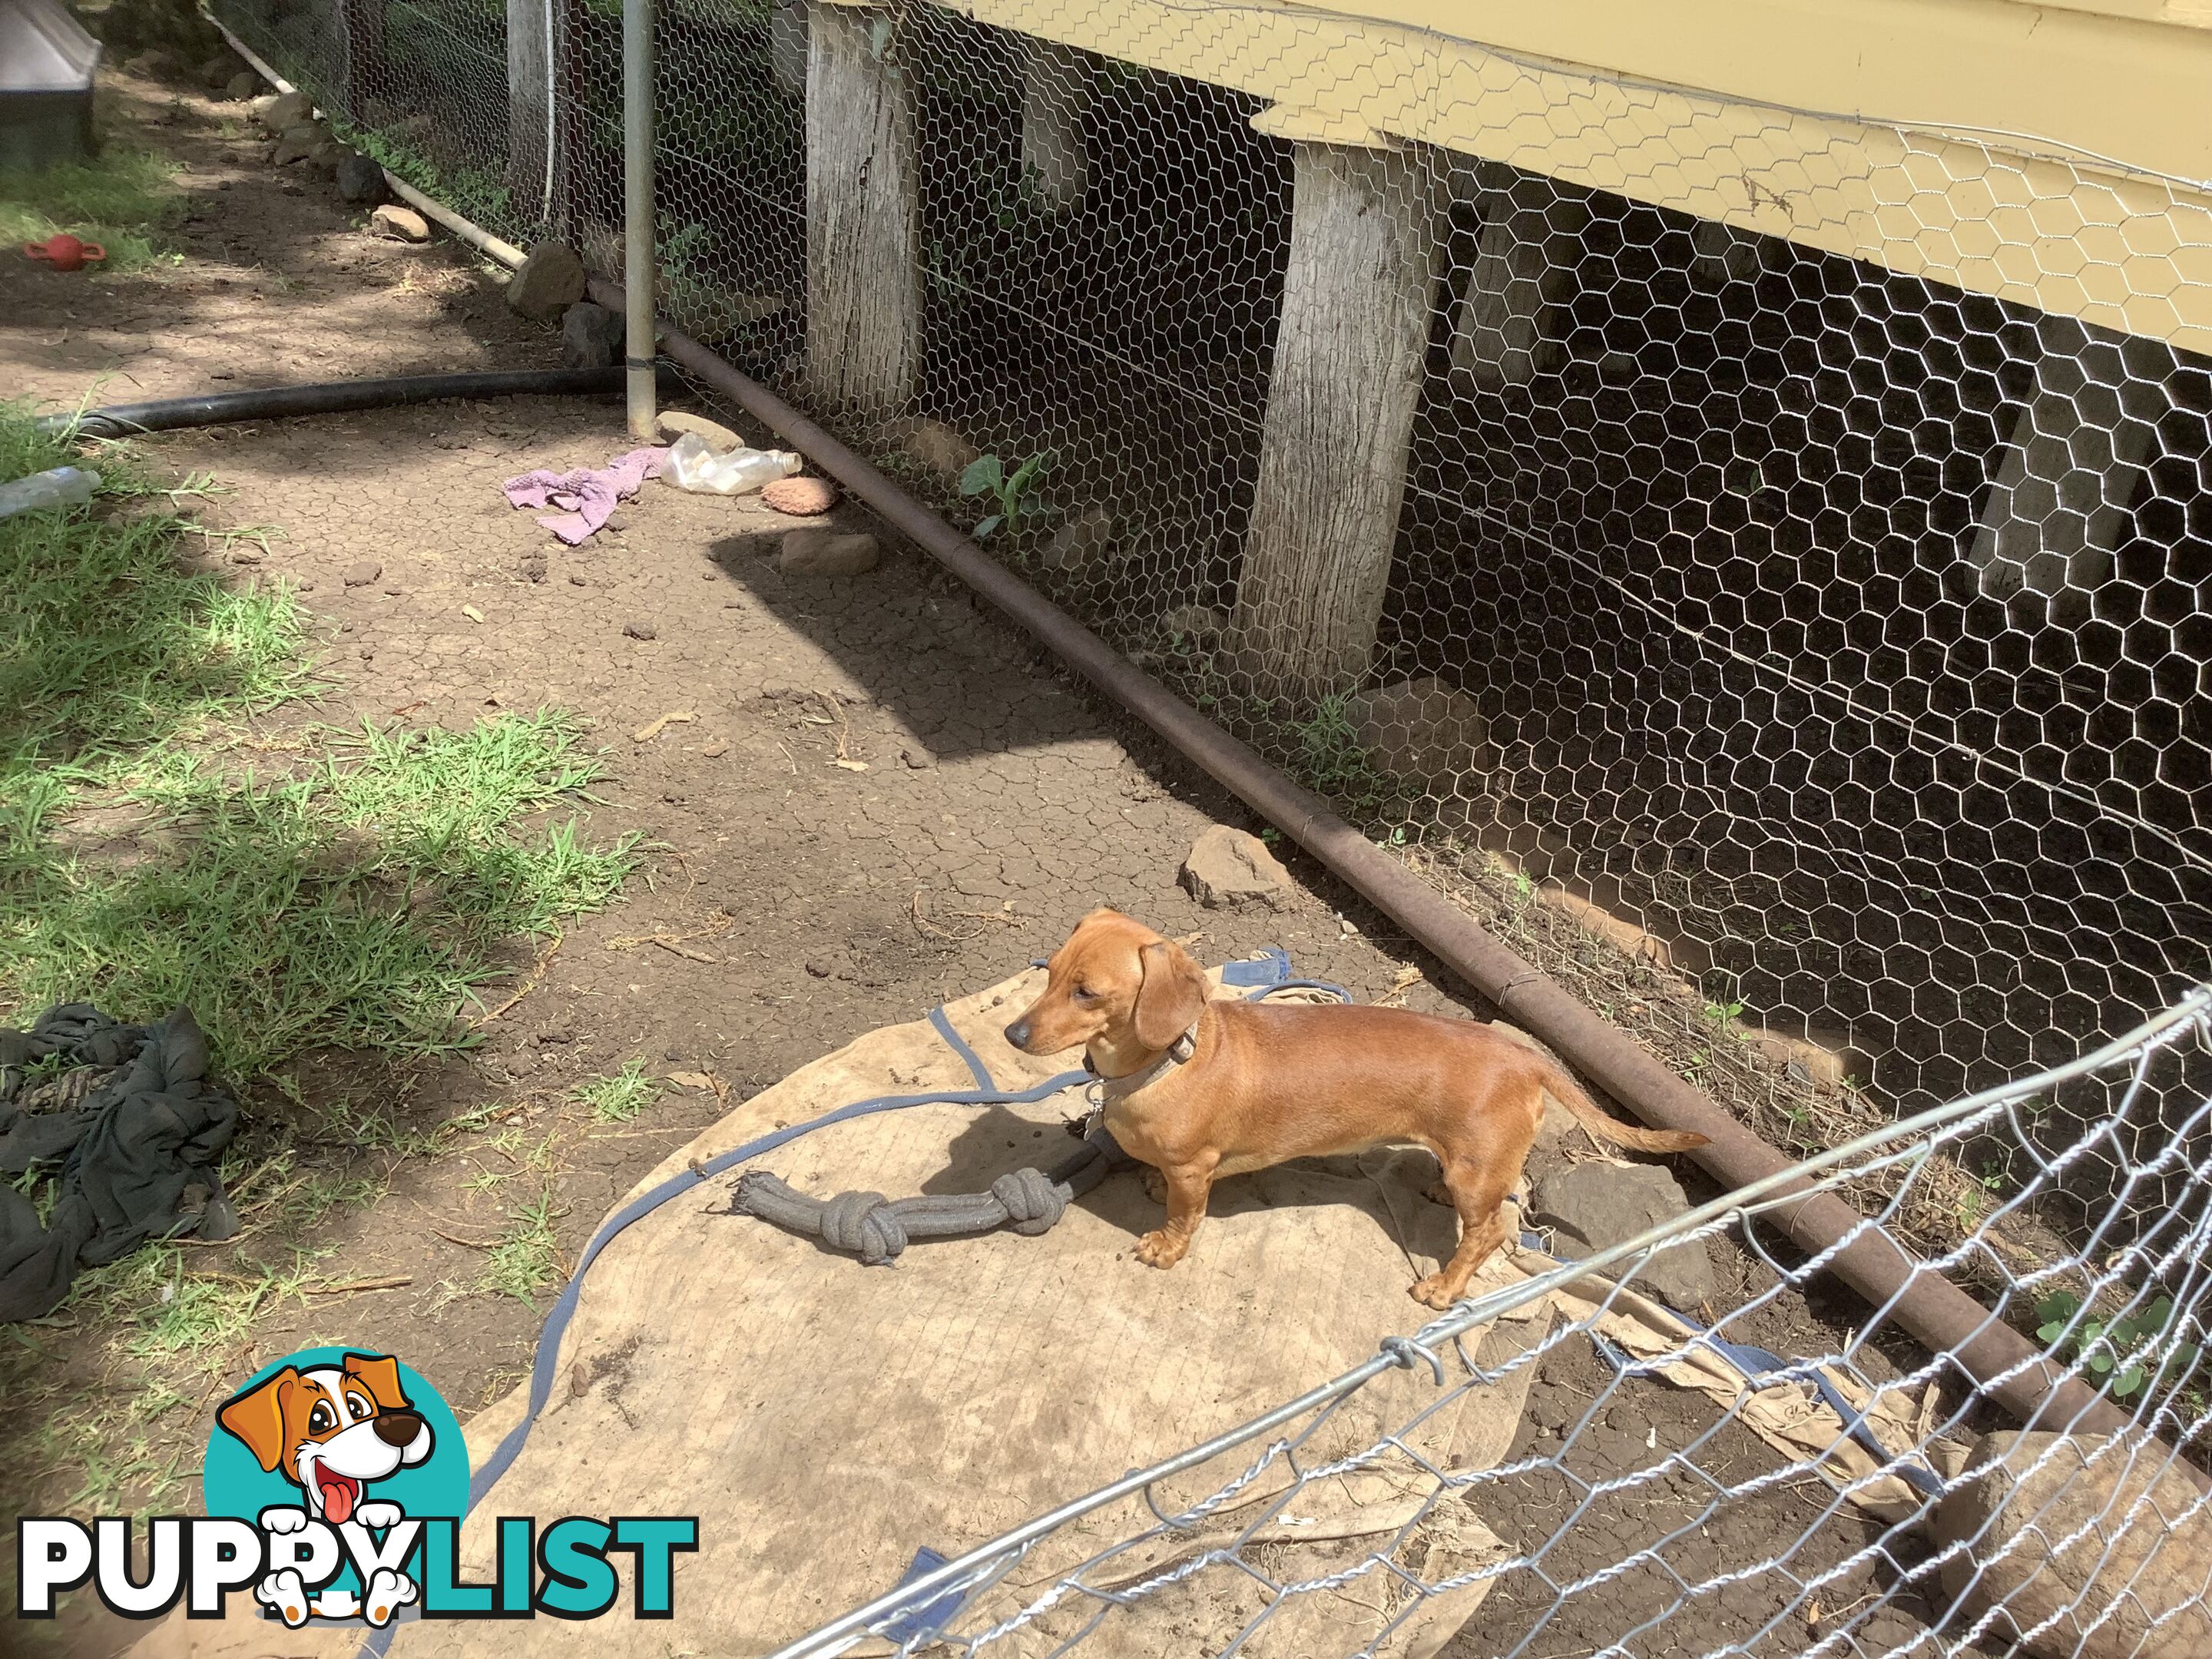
top-left (1541, 1061), bottom-right (1710, 1155)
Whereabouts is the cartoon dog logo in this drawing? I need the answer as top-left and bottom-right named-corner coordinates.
top-left (216, 1350), bottom-right (433, 1625)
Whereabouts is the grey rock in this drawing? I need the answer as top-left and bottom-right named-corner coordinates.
top-left (561, 302), bottom-right (624, 369)
top-left (780, 530), bottom-right (880, 577)
top-left (199, 53), bottom-right (242, 89)
top-left (1340, 674), bottom-right (1492, 784)
top-left (256, 89), bottom-right (313, 133)
top-left (342, 559), bottom-right (382, 588)
top-left (222, 71), bottom-right (260, 101)
top-left (1179, 825), bottom-right (1294, 912)
top-left (271, 123), bottom-right (325, 166)
top-left (623, 621), bottom-right (657, 641)
top-left (897, 418), bottom-right (979, 481)
top-left (369, 204), bottom-right (429, 243)
top-left (505, 241), bottom-right (588, 322)
top-left (336, 151), bottom-right (386, 205)
top-left (1529, 1162), bottom-right (1717, 1313)
top-left (654, 409), bottom-right (741, 452)
top-left (1042, 504), bottom-right (1114, 571)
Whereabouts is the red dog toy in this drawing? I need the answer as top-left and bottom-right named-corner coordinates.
top-left (24, 235), bottom-right (108, 273)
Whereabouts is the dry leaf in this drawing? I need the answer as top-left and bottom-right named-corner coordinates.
top-left (702, 740), bottom-right (729, 759)
top-left (462, 605), bottom-right (485, 623)
top-left (833, 758), bottom-right (869, 772)
top-left (666, 1071), bottom-right (717, 1092)
top-left (633, 711), bottom-right (698, 743)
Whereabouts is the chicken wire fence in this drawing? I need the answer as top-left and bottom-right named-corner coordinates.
top-left (207, 0), bottom-right (2212, 1194)
top-left (743, 985), bottom-right (2212, 1659)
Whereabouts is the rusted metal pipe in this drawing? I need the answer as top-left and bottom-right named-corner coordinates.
top-left (593, 276), bottom-right (2138, 1446)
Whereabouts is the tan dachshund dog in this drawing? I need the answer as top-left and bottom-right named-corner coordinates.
top-left (1004, 909), bottom-right (1708, 1308)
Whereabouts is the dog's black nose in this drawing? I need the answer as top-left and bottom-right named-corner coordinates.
top-left (1003, 1019), bottom-right (1031, 1050)
top-left (373, 1410), bottom-right (423, 1447)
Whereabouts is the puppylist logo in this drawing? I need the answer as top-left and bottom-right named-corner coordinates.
top-left (17, 1346), bottom-right (697, 1627)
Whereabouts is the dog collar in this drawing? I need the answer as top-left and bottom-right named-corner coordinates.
top-left (1085, 1023), bottom-right (1199, 1104)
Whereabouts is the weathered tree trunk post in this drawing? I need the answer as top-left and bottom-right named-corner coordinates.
top-left (806, 2), bottom-right (922, 422)
top-left (508, 0), bottom-right (554, 220)
top-left (1232, 133), bottom-right (1441, 697)
top-left (1451, 161), bottom-right (1588, 391)
top-left (1970, 315), bottom-right (2160, 625)
top-left (1020, 38), bottom-right (1092, 213)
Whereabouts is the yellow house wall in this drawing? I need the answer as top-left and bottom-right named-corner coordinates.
top-left (901, 0), bottom-right (2212, 356)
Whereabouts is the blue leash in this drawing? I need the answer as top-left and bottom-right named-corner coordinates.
top-left (356, 952), bottom-right (1333, 1651)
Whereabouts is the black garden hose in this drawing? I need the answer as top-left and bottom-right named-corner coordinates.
top-left (37, 366), bottom-right (675, 441)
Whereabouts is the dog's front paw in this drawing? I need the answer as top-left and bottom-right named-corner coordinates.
top-left (354, 1500), bottom-right (403, 1530)
top-left (1134, 1229), bottom-right (1187, 1269)
top-left (1140, 1167), bottom-right (1168, 1205)
top-left (1408, 1272), bottom-right (1462, 1310)
top-left (256, 1570), bottom-right (310, 1628)
top-left (363, 1568), bottom-right (419, 1628)
top-left (257, 1505), bottom-right (310, 1535)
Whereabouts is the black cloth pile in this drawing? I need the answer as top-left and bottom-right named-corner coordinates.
top-left (0, 1004), bottom-right (240, 1322)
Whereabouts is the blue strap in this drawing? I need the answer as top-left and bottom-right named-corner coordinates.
top-left (929, 1005), bottom-right (995, 1091)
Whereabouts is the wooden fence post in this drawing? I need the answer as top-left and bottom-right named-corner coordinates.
top-left (806, 2), bottom-right (922, 422)
top-left (1232, 130), bottom-right (1441, 697)
top-left (508, 0), bottom-right (555, 222)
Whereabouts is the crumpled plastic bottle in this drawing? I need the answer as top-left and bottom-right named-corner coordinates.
top-left (663, 431), bottom-right (803, 495)
top-left (0, 465), bottom-right (101, 520)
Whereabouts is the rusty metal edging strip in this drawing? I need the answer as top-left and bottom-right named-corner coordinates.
top-left (593, 277), bottom-right (2134, 1444)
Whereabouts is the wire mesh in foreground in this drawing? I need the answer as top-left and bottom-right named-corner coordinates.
top-left (769, 987), bottom-right (2212, 1659)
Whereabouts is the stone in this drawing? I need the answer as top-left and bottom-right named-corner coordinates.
top-left (1179, 826), bottom-right (1295, 912)
top-left (271, 123), bottom-right (325, 166)
top-left (1541, 888), bottom-right (1675, 972)
top-left (1746, 1028), bottom-right (1853, 1090)
top-left (654, 410), bottom-right (742, 452)
top-left (369, 204), bottom-right (429, 243)
top-left (1528, 1163), bottom-right (1717, 1313)
top-left (505, 241), bottom-right (588, 322)
top-left (199, 53), bottom-right (242, 89)
top-left (223, 71), bottom-right (259, 101)
top-left (1157, 604), bottom-right (1230, 642)
top-left (898, 418), bottom-right (979, 481)
top-left (342, 560), bottom-right (382, 588)
top-left (623, 621), bottom-right (657, 641)
top-left (256, 89), bottom-right (313, 133)
top-left (760, 475), bottom-right (838, 516)
top-left (1041, 504), bottom-right (1114, 571)
top-left (780, 531), bottom-right (879, 577)
top-left (1932, 1432), bottom-right (2212, 1659)
top-left (336, 151), bottom-right (386, 205)
top-left (1341, 674), bottom-right (1492, 785)
top-left (561, 301), bottom-right (624, 369)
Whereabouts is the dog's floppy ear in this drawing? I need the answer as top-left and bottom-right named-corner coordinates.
top-left (341, 1352), bottom-right (412, 1412)
top-left (1133, 939), bottom-right (1207, 1051)
top-left (218, 1367), bottom-right (300, 1472)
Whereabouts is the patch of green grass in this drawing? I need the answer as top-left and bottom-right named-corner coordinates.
top-left (3, 710), bottom-right (636, 1075)
top-left (0, 148), bottom-right (184, 273)
top-left (573, 1058), bottom-right (661, 1124)
top-left (1288, 690), bottom-right (1408, 825)
top-left (480, 1186), bottom-right (561, 1306)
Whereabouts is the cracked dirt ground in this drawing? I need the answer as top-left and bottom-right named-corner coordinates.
top-left (4, 61), bottom-right (1471, 1466)
top-left (5, 65), bottom-right (1943, 1659)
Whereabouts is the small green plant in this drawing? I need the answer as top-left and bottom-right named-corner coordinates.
top-left (480, 1187), bottom-right (562, 1306)
top-left (959, 452), bottom-right (1055, 540)
top-left (2037, 1290), bottom-right (2204, 1401)
top-left (573, 1058), bottom-right (661, 1124)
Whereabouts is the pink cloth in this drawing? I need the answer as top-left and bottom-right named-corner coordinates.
top-left (502, 446), bottom-right (667, 545)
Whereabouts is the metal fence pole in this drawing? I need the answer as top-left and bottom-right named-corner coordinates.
top-left (621, 0), bottom-right (656, 439)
